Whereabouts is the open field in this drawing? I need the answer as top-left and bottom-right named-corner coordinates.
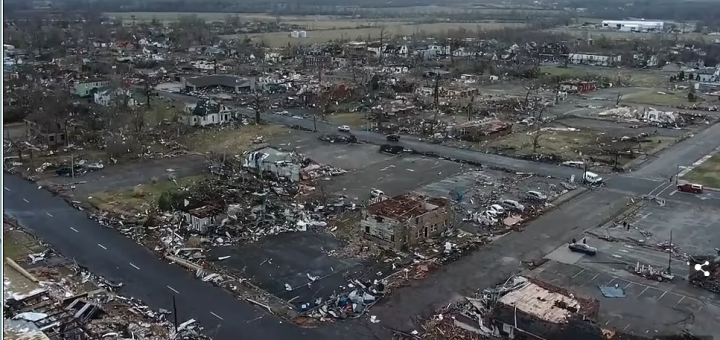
top-left (325, 112), bottom-right (368, 127)
top-left (223, 22), bottom-right (525, 47)
top-left (489, 129), bottom-right (595, 160)
top-left (548, 28), bottom-right (708, 42)
top-left (88, 175), bottom-right (206, 213)
top-left (540, 65), bottom-right (665, 87)
top-left (621, 90), bottom-right (691, 106)
top-left (684, 153), bottom-right (720, 188)
top-left (184, 124), bottom-right (291, 153)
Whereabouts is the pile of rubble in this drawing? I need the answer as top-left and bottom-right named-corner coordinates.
top-left (3, 233), bottom-right (211, 340)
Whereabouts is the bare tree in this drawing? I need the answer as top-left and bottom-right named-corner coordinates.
top-left (378, 26), bottom-right (387, 66)
top-left (531, 105), bottom-right (549, 154)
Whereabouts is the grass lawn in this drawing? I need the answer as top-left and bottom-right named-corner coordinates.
top-left (621, 90), bottom-right (691, 106)
top-left (88, 175), bottom-right (206, 213)
top-left (326, 113), bottom-right (368, 128)
top-left (539, 66), bottom-right (664, 87)
top-left (489, 129), bottom-right (597, 159)
top-left (2, 228), bottom-right (45, 260)
top-left (185, 124), bottom-right (290, 153)
top-left (684, 154), bottom-right (720, 188)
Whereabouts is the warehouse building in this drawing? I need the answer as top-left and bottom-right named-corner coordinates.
top-left (601, 20), bottom-right (664, 32)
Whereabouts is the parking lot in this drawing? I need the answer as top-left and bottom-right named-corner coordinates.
top-left (582, 201), bottom-right (720, 272)
top-left (532, 260), bottom-right (720, 337)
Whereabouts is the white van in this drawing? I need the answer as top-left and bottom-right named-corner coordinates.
top-left (370, 189), bottom-right (385, 198)
top-left (583, 171), bottom-right (603, 185)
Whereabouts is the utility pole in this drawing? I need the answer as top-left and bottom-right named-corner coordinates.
top-left (313, 114), bottom-right (317, 132)
top-left (172, 295), bottom-right (178, 331)
top-left (667, 230), bottom-right (673, 275)
top-left (70, 154), bottom-right (75, 179)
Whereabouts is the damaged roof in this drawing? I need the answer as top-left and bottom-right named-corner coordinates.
top-left (366, 194), bottom-right (447, 222)
top-left (498, 277), bottom-right (597, 324)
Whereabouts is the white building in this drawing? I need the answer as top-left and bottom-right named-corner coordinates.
top-left (601, 20), bottom-right (664, 32)
top-left (290, 30), bottom-right (307, 38)
top-left (567, 53), bottom-right (622, 66)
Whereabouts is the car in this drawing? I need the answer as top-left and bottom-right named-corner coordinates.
top-left (386, 134), bottom-right (400, 142)
top-left (525, 190), bottom-right (548, 202)
top-left (500, 199), bottom-right (525, 213)
top-left (677, 182), bottom-right (703, 194)
top-left (338, 125), bottom-right (351, 132)
top-left (488, 204), bottom-right (505, 215)
top-left (568, 242), bottom-right (597, 256)
top-left (582, 171), bottom-right (603, 185)
top-left (476, 211), bottom-right (498, 225)
top-left (370, 189), bottom-right (385, 198)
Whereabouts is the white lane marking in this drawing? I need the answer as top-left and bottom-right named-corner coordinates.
top-left (70, 227), bottom-right (79, 233)
top-left (97, 244), bottom-right (107, 250)
top-left (167, 286), bottom-right (180, 294)
top-left (46, 212), bottom-right (53, 217)
top-left (648, 182), bottom-right (665, 196)
top-left (210, 311), bottom-right (224, 320)
top-left (23, 199), bottom-right (30, 203)
top-left (669, 190), bottom-right (677, 196)
top-left (129, 263), bottom-right (140, 270)
top-left (4, 186), bottom-right (10, 191)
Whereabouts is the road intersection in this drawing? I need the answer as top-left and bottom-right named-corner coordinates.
top-left (5, 92), bottom-right (720, 340)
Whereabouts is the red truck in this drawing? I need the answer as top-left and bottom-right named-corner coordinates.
top-left (677, 182), bottom-right (704, 194)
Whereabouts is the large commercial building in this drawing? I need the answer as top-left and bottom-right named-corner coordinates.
top-left (601, 20), bottom-right (664, 32)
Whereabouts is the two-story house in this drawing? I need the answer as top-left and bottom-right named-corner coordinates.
top-left (73, 79), bottom-right (110, 97)
top-left (361, 194), bottom-right (449, 250)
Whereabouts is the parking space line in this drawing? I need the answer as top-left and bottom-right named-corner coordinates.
top-left (129, 263), bottom-right (140, 270)
top-left (70, 227), bottom-right (79, 233)
top-left (97, 244), bottom-right (107, 250)
top-left (167, 286), bottom-right (180, 294)
top-left (46, 212), bottom-right (53, 217)
top-left (210, 311), bottom-right (224, 320)
top-left (658, 291), bottom-right (667, 300)
top-left (23, 198), bottom-right (29, 203)
top-left (637, 287), bottom-right (649, 297)
top-left (572, 269), bottom-right (585, 278)
top-left (673, 296), bottom-right (685, 307)
top-left (624, 325), bottom-right (630, 330)
top-left (624, 282), bottom-right (633, 289)
top-left (607, 278), bottom-right (615, 285)
top-left (4, 186), bottom-right (10, 191)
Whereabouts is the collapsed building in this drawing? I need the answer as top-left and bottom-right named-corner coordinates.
top-left (450, 276), bottom-right (615, 340)
top-left (596, 107), bottom-right (713, 128)
top-left (361, 194), bottom-right (450, 250)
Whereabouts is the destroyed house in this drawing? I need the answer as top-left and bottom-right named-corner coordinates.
top-left (181, 205), bottom-right (220, 232)
top-left (242, 147), bottom-right (302, 182)
top-left (361, 194), bottom-right (449, 250)
top-left (491, 277), bottom-right (599, 340)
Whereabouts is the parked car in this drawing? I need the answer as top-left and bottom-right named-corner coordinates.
top-left (677, 182), bottom-right (703, 194)
top-left (500, 199), bottom-right (525, 213)
top-left (386, 134), bottom-right (400, 142)
top-left (476, 211), bottom-right (498, 225)
top-left (525, 190), bottom-right (548, 202)
top-left (370, 189), bottom-right (385, 198)
top-left (337, 125), bottom-right (351, 132)
top-left (582, 171), bottom-right (603, 185)
top-left (568, 240), bottom-right (597, 256)
top-left (56, 165), bottom-right (86, 177)
top-left (488, 204), bottom-right (505, 216)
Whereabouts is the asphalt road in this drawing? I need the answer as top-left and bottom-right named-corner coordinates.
top-left (2, 173), bottom-right (320, 340)
top-left (159, 91), bottom-right (720, 206)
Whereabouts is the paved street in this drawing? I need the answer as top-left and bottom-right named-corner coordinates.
top-left (2, 174), bottom-right (331, 340)
top-left (5, 92), bottom-right (720, 340)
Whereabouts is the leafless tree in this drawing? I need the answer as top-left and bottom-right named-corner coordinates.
top-left (378, 26), bottom-right (387, 66)
top-left (531, 104), bottom-right (549, 154)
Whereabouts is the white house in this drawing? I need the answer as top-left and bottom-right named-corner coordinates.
top-left (180, 100), bottom-right (233, 127)
top-left (567, 53), bottom-right (622, 66)
top-left (93, 88), bottom-right (141, 107)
